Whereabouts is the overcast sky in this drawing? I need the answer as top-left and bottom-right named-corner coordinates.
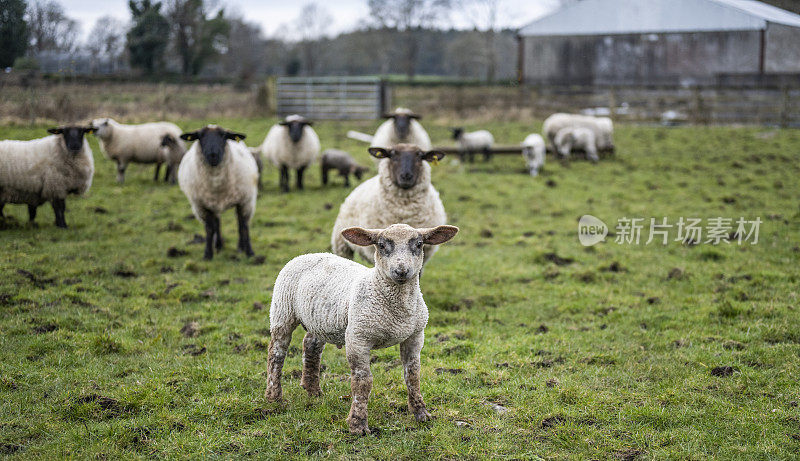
top-left (59, 0), bottom-right (562, 40)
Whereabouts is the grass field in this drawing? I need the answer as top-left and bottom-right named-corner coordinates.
top-left (0, 118), bottom-right (799, 459)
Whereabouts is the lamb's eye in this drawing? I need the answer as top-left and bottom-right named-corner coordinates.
top-left (377, 242), bottom-right (385, 250)
top-left (416, 241), bottom-right (423, 248)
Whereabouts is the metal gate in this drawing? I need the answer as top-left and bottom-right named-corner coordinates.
top-left (276, 76), bottom-right (386, 120)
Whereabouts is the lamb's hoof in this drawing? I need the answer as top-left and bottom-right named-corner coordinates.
top-left (303, 387), bottom-right (322, 397)
top-left (414, 408), bottom-right (432, 422)
top-left (348, 421), bottom-right (370, 436)
top-left (265, 388), bottom-right (283, 402)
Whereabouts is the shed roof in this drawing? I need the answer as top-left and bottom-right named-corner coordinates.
top-left (519, 0), bottom-right (800, 36)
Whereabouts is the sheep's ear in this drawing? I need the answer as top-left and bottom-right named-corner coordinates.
top-left (342, 227), bottom-right (379, 246)
top-left (302, 121), bottom-right (313, 127)
top-left (180, 131), bottom-right (200, 141)
top-left (409, 113), bottom-right (421, 120)
top-left (84, 126), bottom-right (96, 134)
top-left (278, 121), bottom-right (289, 126)
top-left (47, 127), bottom-right (63, 135)
top-left (381, 113), bottom-right (395, 119)
top-left (225, 131), bottom-right (246, 142)
top-left (421, 225), bottom-right (459, 245)
top-left (421, 150), bottom-right (445, 163)
top-left (368, 147), bottom-right (390, 159)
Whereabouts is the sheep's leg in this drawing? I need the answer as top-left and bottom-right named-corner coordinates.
top-left (51, 199), bottom-right (67, 229)
top-left (346, 343), bottom-right (372, 435)
top-left (296, 166), bottom-right (306, 190)
top-left (236, 205), bottom-right (254, 257)
top-left (400, 332), bottom-right (431, 422)
top-left (279, 165), bottom-right (289, 193)
top-left (153, 163), bottom-right (161, 181)
top-left (213, 215), bottom-right (223, 251)
top-left (587, 146), bottom-right (600, 163)
top-left (116, 161), bottom-right (127, 184)
top-left (301, 332), bottom-right (325, 397)
top-left (483, 147), bottom-right (492, 162)
top-left (265, 323), bottom-right (297, 402)
top-left (202, 211), bottom-right (216, 260)
top-left (343, 170), bottom-right (351, 187)
top-left (0, 203), bottom-right (4, 218)
top-left (321, 166), bottom-right (329, 186)
top-left (27, 204), bottom-right (37, 223)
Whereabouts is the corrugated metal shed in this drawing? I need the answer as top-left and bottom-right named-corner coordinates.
top-left (519, 0), bottom-right (800, 36)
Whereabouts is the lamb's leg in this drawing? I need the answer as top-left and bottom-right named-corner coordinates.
top-left (483, 147), bottom-right (492, 162)
top-left (27, 204), bottom-right (37, 223)
top-left (279, 165), bottom-right (289, 193)
top-left (236, 204), bottom-right (254, 257)
top-left (400, 332), bottom-right (431, 422)
top-left (52, 199), bottom-right (67, 229)
top-left (202, 211), bottom-right (216, 260)
top-left (346, 342), bottom-right (372, 435)
top-left (301, 332), bottom-right (325, 397)
top-left (296, 166), bottom-right (306, 190)
top-left (213, 215), bottom-right (223, 251)
top-left (154, 163), bottom-right (161, 181)
top-left (265, 323), bottom-right (297, 402)
top-left (321, 165), bottom-right (329, 186)
top-left (343, 170), bottom-right (351, 187)
top-left (116, 161), bottom-right (127, 184)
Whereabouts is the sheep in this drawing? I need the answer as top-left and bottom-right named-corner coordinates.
top-left (554, 127), bottom-right (599, 163)
top-left (257, 115), bottom-right (320, 192)
top-left (321, 149), bottom-right (369, 187)
top-left (371, 108), bottom-right (432, 152)
top-left (265, 223), bottom-right (459, 435)
top-left (521, 134), bottom-right (546, 177)
top-left (0, 125), bottom-right (95, 228)
top-left (90, 118), bottom-right (186, 184)
top-left (177, 126), bottom-right (258, 260)
top-left (451, 127), bottom-right (494, 162)
top-left (331, 144), bottom-right (447, 267)
top-left (542, 113), bottom-right (614, 154)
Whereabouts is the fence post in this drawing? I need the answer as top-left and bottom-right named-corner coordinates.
top-left (781, 87), bottom-right (790, 128)
top-left (608, 86), bottom-right (617, 119)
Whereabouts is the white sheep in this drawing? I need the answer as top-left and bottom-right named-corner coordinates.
top-left (257, 115), bottom-right (320, 192)
top-left (177, 126), bottom-right (258, 260)
top-left (542, 113), bottom-right (614, 153)
top-left (371, 108), bottom-right (432, 151)
top-left (521, 134), bottom-right (546, 176)
top-left (451, 127), bottom-right (494, 162)
top-left (91, 118), bottom-right (186, 184)
top-left (331, 144), bottom-right (447, 267)
top-left (0, 125), bottom-right (95, 228)
top-left (554, 127), bottom-right (599, 162)
top-left (265, 223), bottom-right (459, 435)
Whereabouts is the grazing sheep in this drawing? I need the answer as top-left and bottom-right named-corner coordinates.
top-left (554, 127), bottom-right (599, 162)
top-left (0, 125), bottom-right (95, 228)
top-left (91, 118), bottom-right (185, 184)
top-left (258, 115), bottom-right (320, 192)
top-left (521, 134), bottom-right (546, 177)
top-left (265, 223), bottom-right (459, 435)
top-left (542, 113), bottom-right (614, 153)
top-left (371, 108), bottom-right (432, 151)
top-left (177, 126), bottom-right (258, 260)
top-left (331, 144), bottom-right (447, 267)
top-left (321, 149), bottom-right (369, 187)
top-left (451, 127), bottom-right (494, 162)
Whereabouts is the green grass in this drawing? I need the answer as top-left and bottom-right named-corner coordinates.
top-left (1, 119), bottom-right (799, 459)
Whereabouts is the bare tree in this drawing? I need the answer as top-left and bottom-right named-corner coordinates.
top-left (27, 0), bottom-right (79, 53)
top-left (293, 3), bottom-right (332, 76)
top-left (223, 16), bottom-right (264, 84)
top-left (461, 0), bottom-right (504, 82)
top-left (86, 16), bottom-right (126, 72)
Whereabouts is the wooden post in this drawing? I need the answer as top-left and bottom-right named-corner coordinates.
top-left (759, 29), bottom-right (766, 76)
top-left (517, 34), bottom-right (525, 85)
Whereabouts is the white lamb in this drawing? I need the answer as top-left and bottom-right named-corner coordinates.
top-left (542, 113), bottom-right (614, 153)
top-left (178, 126), bottom-right (258, 260)
top-left (521, 134), bottom-right (546, 176)
top-left (331, 144), bottom-right (447, 267)
top-left (451, 127), bottom-right (494, 162)
top-left (257, 115), bottom-right (320, 192)
top-left (371, 108), bottom-right (432, 151)
top-left (265, 223), bottom-right (459, 435)
top-left (554, 127), bottom-right (599, 162)
top-left (0, 126), bottom-right (95, 228)
top-left (90, 118), bottom-right (186, 184)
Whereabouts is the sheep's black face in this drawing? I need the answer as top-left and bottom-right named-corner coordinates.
top-left (48, 126), bottom-right (94, 154)
top-left (181, 126), bottom-right (246, 167)
top-left (450, 127), bottom-right (464, 140)
top-left (280, 120), bottom-right (310, 143)
top-left (393, 115), bottom-right (411, 139)
top-left (368, 144), bottom-right (445, 190)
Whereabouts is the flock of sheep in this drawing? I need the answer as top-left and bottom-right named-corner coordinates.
top-left (0, 106), bottom-right (615, 434)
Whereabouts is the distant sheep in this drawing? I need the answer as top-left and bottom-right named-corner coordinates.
top-left (178, 126), bottom-right (258, 260)
top-left (554, 127), bottom-right (599, 162)
top-left (266, 223), bottom-right (459, 435)
top-left (371, 108), bottom-right (432, 151)
top-left (0, 125), bottom-right (95, 228)
top-left (451, 127), bottom-right (494, 162)
top-left (321, 149), bottom-right (369, 187)
top-left (542, 113), bottom-right (614, 154)
top-left (91, 118), bottom-right (185, 184)
top-left (521, 134), bottom-right (546, 176)
top-left (258, 115), bottom-right (320, 192)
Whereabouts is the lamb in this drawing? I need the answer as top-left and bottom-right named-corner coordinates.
top-left (521, 134), bottom-right (546, 177)
top-left (451, 127), bottom-right (494, 162)
top-left (177, 126), bottom-right (258, 260)
top-left (371, 108), bottom-right (432, 151)
top-left (257, 115), bottom-right (320, 192)
top-left (554, 127), bottom-right (599, 162)
top-left (331, 144), bottom-right (447, 267)
top-left (542, 113), bottom-right (614, 153)
top-left (91, 118), bottom-right (186, 184)
top-left (321, 149), bottom-right (369, 187)
top-left (265, 223), bottom-right (459, 435)
top-left (0, 125), bottom-right (95, 228)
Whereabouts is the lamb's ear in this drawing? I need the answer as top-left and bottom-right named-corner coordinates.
top-left (180, 131), bottom-right (200, 141)
top-left (368, 147), bottom-right (390, 159)
top-left (421, 150), bottom-right (445, 162)
top-left (47, 127), bottom-right (63, 135)
top-left (421, 225), bottom-right (459, 245)
top-left (342, 227), bottom-right (379, 246)
top-left (225, 131), bottom-right (246, 141)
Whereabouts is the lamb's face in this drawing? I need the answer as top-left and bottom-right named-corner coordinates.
top-left (181, 126), bottom-right (246, 167)
top-left (90, 118), bottom-right (112, 138)
top-left (48, 125), bottom-right (95, 154)
top-left (368, 144), bottom-right (445, 190)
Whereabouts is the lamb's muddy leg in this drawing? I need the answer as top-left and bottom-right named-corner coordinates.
top-left (301, 333), bottom-right (325, 396)
top-left (400, 332), bottom-right (431, 422)
top-left (265, 323), bottom-right (296, 402)
top-left (346, 342), bottom-right (372, 435)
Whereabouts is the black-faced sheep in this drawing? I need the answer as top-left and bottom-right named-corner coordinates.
top-left (257, 115), bottom-right (320, 193)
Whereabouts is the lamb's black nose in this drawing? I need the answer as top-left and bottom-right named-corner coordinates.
top-left (392, 267), bottom-right (409, 280)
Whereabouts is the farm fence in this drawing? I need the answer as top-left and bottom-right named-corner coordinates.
top-left (276, 76), bottom-right (389, 120)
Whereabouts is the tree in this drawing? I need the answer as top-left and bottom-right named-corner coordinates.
top-left (86, 16), bottom-right (125, 71)
top-left (127, 0), bottom-right (170, 74)
top-left (223, 16), bottom-right (266, 84)
top-left (27, 0), bottom-right (79, 53)
top-left (367, 0), bottom-right (453, 78)
top-left (461, 0), bottom-right (505, 82)
top-left (0, 0), bottom-right (29, 68)
top-left (293, 3), bottom-right (332, 76)
top-left (166, 0), bottom-right (230, 76)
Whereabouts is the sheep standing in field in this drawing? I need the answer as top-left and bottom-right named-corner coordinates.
top-left (521, 134), bottom-right (546, 176)
top-left (331, 144), bottom-right (447, 267)
top-left (177, 126), bottom-right (258, 260)
top-left (91, 118), bottom-right (185, 184)
top-left (0, 125), bottom-right (95, 228)
top-left (266, 223), bottom-right (459, 435)
top-left (554, 127), bottom-right (599, 162)
top-left (451, 127), bottom-right (494, 162)
top-left (371, 108), bottom-right (432, 151)
top-left (258, 115), bottom-right (320, 193)
top-left (321, 149), bottom-right (369, 187)
top-left (542, 113), bottom-right (614, 154)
